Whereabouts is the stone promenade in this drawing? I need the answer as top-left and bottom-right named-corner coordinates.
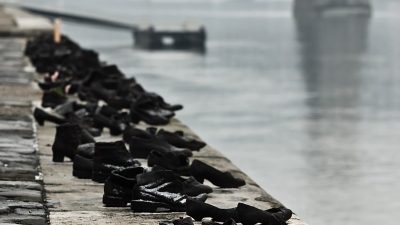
top-left (0, 5), bottom-right (308, 225)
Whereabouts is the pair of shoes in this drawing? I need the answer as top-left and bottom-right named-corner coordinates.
top-left (190, 160), bottom-right (245, 188)
top-left (52, 123), bottom-right (94, 162)
top-left (186, 199), bottom-right (292, 225)
top-left (103, 169), bottom-right (212, 208)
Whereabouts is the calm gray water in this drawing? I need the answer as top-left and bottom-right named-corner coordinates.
top-left (11, 0), bottom-right (400, 224)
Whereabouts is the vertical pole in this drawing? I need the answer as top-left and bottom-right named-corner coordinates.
top-left (54, 18), bottom-right (61, 44)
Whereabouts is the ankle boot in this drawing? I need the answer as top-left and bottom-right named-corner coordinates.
top-left (33, 107), bottom-right (66, 126)
top-left (235, 203), bottom-right (292, 225)
top-left (92, 141), bottom-right (141, 183)
top-left (52, 123), bottom-right (92, 162)
top-left (147, 150), bottom-right (190, 172)
top-left (190, 160), bottom-right (245, 188)
top-left (72, 143), bottom-right (95, 179)
top-left (103, 167), bottom-right (145, 207)
top-left (186, 198), bottom-right (236, 222)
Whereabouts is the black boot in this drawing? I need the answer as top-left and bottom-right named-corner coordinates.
top-left (92, 141), bottom-right (141, 183)
top-left (103, 167), bottom-right (145, 207)
top-left (52, 123), bottom-right (93, 162)
top-left (72, 143), bottom-right (95, 179)
top-left (190, 160), bottom-right (245, 188)
top-left (235, 203), bottom-right (292, 225)
top-left (186, 198), bottom-right (236, 222)
top-left (33, 107), bottom-right (66, 126)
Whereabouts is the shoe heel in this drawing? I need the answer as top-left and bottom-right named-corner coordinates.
top-left (131, 200), bottom-right (169, 212)
top-left (52, 153), bottom-right (64, 162)
top-left (103, 195), bottom-right (129, 207)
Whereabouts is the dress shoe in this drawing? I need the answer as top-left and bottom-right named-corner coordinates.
top-left (129, 136), bottom-right (193, 159)
top-left (147, 150), bottom-right (190, 172)
top-left (136, 170), bottom-right (212, 197)
top-left (131, 176), bottom-right (208, 212)
top-left (157, 129), bottom-right (206, 151)
top-left (186, 198), bottom-right (236, 222)
top-left (190, 160), bottom-right (245, 188)
top-left (236, 203), bottom-right (292, 225)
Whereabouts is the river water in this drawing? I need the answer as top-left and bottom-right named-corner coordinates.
top-left (9, 0), bottom-right (400, 224)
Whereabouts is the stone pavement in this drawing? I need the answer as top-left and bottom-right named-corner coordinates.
top-left (0, 5), bottom-right (51, 225)
top-left (0, 38), bottom-right (47, 224)
top-left (0, 5), bottom-right (308, 225)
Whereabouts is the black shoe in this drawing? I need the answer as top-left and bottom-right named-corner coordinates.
top-left (131, 182), bottom-right (207, 212)
top-left (93, 113), bottom-right (123, 136)
top-left (130, 97), bottom-right (172, 125)
top-left (52, 123), bottom-right (93, 162)
top-left (72, 143), bottom-right (95, 179)
top-left (42, 90), bottom-right (67, 109)
top-left (33, 107), bottom-right (66, 126)
top-left (129, 136), bottom-right (193, 159)
top-left (103, 167), bottom-right (145, 207)
top-left (92, 141), bottom-right (141, 183)
top-left (122, 126), bottom-right (152, 143)
top-left (160, 217), bottom-right (194, 225)
top-left (190, 160), bottom-right (245, 188)
top-left (147, 150), bottom-right (190, 172)
top-left (157, 129), bottom-right (206, 151)
top-left (186, 198), bottom-right (236, 222)
top-left (236, 203), bottom-right (292, 225)
top-left (136, 170), bottom-right (212, 197)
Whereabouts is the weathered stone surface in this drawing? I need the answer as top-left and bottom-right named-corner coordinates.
top-left (0, 23), bottom-right (47, 225)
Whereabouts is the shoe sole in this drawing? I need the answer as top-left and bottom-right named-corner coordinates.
top-left (103, 195), bottom-right (129, 207)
